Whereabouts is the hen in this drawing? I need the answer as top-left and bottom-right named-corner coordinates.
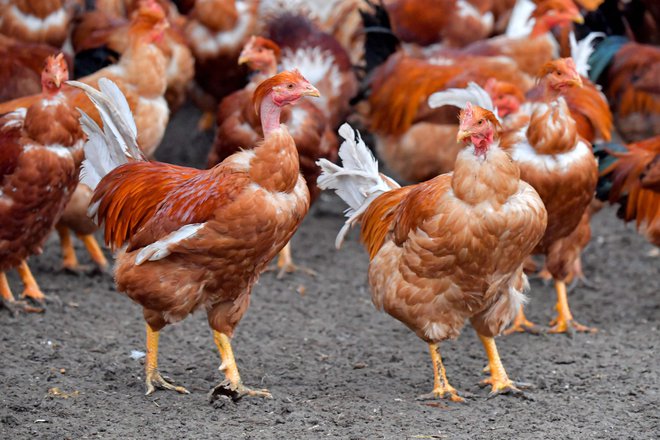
top-left (208, 36), bottom-right (337, 276)
top-left (185, 0), bottom-right (260, 129)
top-left (0, 0), bottom-right (77, 48)
top-left (0, 54), bottom-right (84, 312)
top-left (69, 70), bottom-right (318, 397)
top-left (319, 100), bottom-right (547, 400)
top-left (502, 58), bottom-right (599, 335)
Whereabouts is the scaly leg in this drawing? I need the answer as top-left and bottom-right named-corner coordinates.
top-left (144, 324), bottom-right (190, 395)
top-left (548, 280), bottom-right (597, 335)
top-left (57, 225), bottom-right (79, 271)
top-left (275, 242), bottom-right (317, 279)
top-left (503, 305), bottom-right (542, 335)
top-left (78, 234), bottom-right (109, 271)
top-left (210, 331), bottom-right (271, 401)
top-left (18, 261), bottom-right (45, 302)
top-left (478, 334), bottom-right (529, 397)
top-left (0, 272), bottom-right (42, 313)
top-left (197, 111), bottom-right (215, 131)
top-left (416, 343), bottom-right (464, 402)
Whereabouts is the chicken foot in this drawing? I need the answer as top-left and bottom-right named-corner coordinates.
top-left (274, 242), bottom-right (317, 279)
top-left (0, 272), bottom-right (43, 314)
top-left (57, 226), bottom-right (109, 272)
top-left (478, 334), bottom-right (529, 397)
top-left (209, 331), bottom-right (272, 401)
top-left (503, 306), bottom-right (543, 335)
top-left (548, 280), bottom-right (597, 335)
top-left (18, 261), bottom-right (45, 302)
top-left (416, 343), bottom-right (464, 402)
top-left (144, 324), bottom-right (190, 395)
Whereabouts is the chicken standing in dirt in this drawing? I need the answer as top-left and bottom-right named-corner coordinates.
top-left (502, 58), bottom-right (599, 335)
top-left (0, 54), bottom-right (84, 312)
top-left (318, 94), bottom-right (547, 400)
top-left (69, 70), bottom-right (319, 398)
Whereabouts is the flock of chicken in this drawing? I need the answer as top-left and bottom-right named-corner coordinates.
top-left (0, 0), bottom-right (658, 402)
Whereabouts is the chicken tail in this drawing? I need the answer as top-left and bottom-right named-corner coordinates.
top-left (317, 123), bottom-right (399, 248)
top-left (66, 78), bottom-right (145, 193)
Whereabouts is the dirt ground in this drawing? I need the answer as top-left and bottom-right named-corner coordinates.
top-left (1, 104), bottom-right (659, 440)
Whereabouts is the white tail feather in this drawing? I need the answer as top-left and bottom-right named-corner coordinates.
top-left (67, 78), bottom-right (144, 196)
top-left (505, 0), bottom-right (536, 38)
top-left (317, 123), bottom-right (399, 248)
top-left (428, 82), bottom-right (501, 122)
top-left (569, 31), bottom-right (605, 77)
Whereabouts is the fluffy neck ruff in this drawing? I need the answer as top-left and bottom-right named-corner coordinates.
top-left (471, 130), bottom-right (495, 157)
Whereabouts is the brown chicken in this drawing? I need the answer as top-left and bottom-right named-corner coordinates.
top-left (502, 58), bottom-right (599, 335)
top-left (318, 104), bottom-right (547, 400)
top-left (0, 0), bottom-right (78, 48)
top-left (69, 70), bottom-right (318, 397)
top-left (208, 36), bottom-right (337, 276)
top-left (0, 54), bottom-right (84, 312)
top-left (598, 136), bottom-right (660, 246)
top-left (185, 0), bottom-right (260, 129)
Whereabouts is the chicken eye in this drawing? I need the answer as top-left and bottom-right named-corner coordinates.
top-left (556, 71), bottom-right (562, 76)
top-left (478, 119), bottom-right (484, 125)
top-left (287, 83), bottom-right (294, 89)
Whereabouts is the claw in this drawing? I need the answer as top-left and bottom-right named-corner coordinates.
top-left (416, 388), bottom-right (465, 402)
top-left (548, 318), bottom-right (597, 336)
top-left (145, 370), bottom-right (190, 395)
top-left (480, 377), bottom-right (532, 398)
top-left (208, 380), bottom-right (272, 402)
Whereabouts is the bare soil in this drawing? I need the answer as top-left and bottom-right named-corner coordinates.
top-left (1, 104), bottom-right (659, 440)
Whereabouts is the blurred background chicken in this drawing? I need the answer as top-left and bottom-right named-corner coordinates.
top-left (70, 70), bottom-right (318, 397)
top-left (0, 54), bottom-right (84, 312)
top-left (0, 0), bottom-right (80, 48)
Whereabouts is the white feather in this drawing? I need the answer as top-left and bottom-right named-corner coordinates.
top-left (135, 223), bottom-right (205, 265)
top-left (317, 124), bottom-right (399, 248)
top-left (428, 82), bottom-right (501, 122)
top-left (569, 31), bottom-right (605, 77)
top-left (505, 0), bottom-right (536, 38)
top-left (67, 78), bottom-right (144, 195)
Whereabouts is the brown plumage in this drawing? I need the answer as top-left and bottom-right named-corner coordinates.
top-left (0, 0), bottom-right (76, 47)
top-left (319, 109), bottom-right (546, 400)
top-left (601, 136), bottom-right (660, 246)
top-left (78, 70), bottom-right (316, 397)
top-left (0, 55), bottom-right (84, 309)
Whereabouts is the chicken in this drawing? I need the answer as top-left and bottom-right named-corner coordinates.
top-left (68, 70), bottom-right (318, 397)
top-left (185, 0), bottom-right (260, 129)
top-left (0, 34), bottom-right (70, 102)
top-left (383, 0), bottom-right (495, 48)
top-left (0, 54), bottom-right (84, 312)
top-left (0, 0), bottom-right (78, 48)
top-left (317, 100), bottom-right (547, 400)
top-left (366, 53), bottom-right (530, 182)
top-left (589, 38), bottom-right (660, 142)
top-left (208, 36), bottom-right (337, 276)
top-left (71, 0), bottom-right (194, 112)
top-left (501, 58), bottom-right (599, 335)
top-left (597, 136), bottom-right (660, 246)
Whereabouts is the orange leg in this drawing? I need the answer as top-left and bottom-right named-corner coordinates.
top-left (78, 234), bottom-right (109, 270)
top-left (210, 331), bottom-right (272, 401)
top-left (503, 305), bottom-right (542, 335)
top-left (275, 242), bottom-right (317, 279)
top-left (1, 271), bottom-right (43, 313)
top-left (417, 343), bottom-right (464, 402)
top-left (144, 323), bottom-right (189, 395)
top-left (0, 272), bottom-right (14, 302)
top-left (548, 280), bottom-right (597, 335)
top-left (57, 225), bottom-right (79, 270)
top-left (197, 111), bottom-right (215, 131)
top-left (17, 261), bottom-right (45, 301)
top-left (478, 334), bottom-right (528, 396)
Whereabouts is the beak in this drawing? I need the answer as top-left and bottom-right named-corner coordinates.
top-left (568, 75), bottom-right (583, 88)
top-left (238, 55), bottom-right (249, 65)
top-left (54, 73), bottom-right (63, 88)
top-left (457, 129), bottom-right (471, 142)
top-left (572, 14), bottom-right (584, 24)
top-left (303, 84), bottom-right (321, 98)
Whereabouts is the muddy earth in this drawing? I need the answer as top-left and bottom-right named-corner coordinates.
top-left (1, 104), bottom-right (659, 439)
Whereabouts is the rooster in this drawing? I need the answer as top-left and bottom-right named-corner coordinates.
top-left (500, 58), bottom-right (599, 335)
top-left (597, 136), bottom-right (660, 247)
top-left (319, 94), bottom-right (546, 400)
top-left (208, 36), bottom-right (337, 276)
top-left (0, 54), bottom-right (84, 313)
top-left (185, 0), bottom-right (260, 130)
top-left (68, 70), bottom-right (319, 397)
